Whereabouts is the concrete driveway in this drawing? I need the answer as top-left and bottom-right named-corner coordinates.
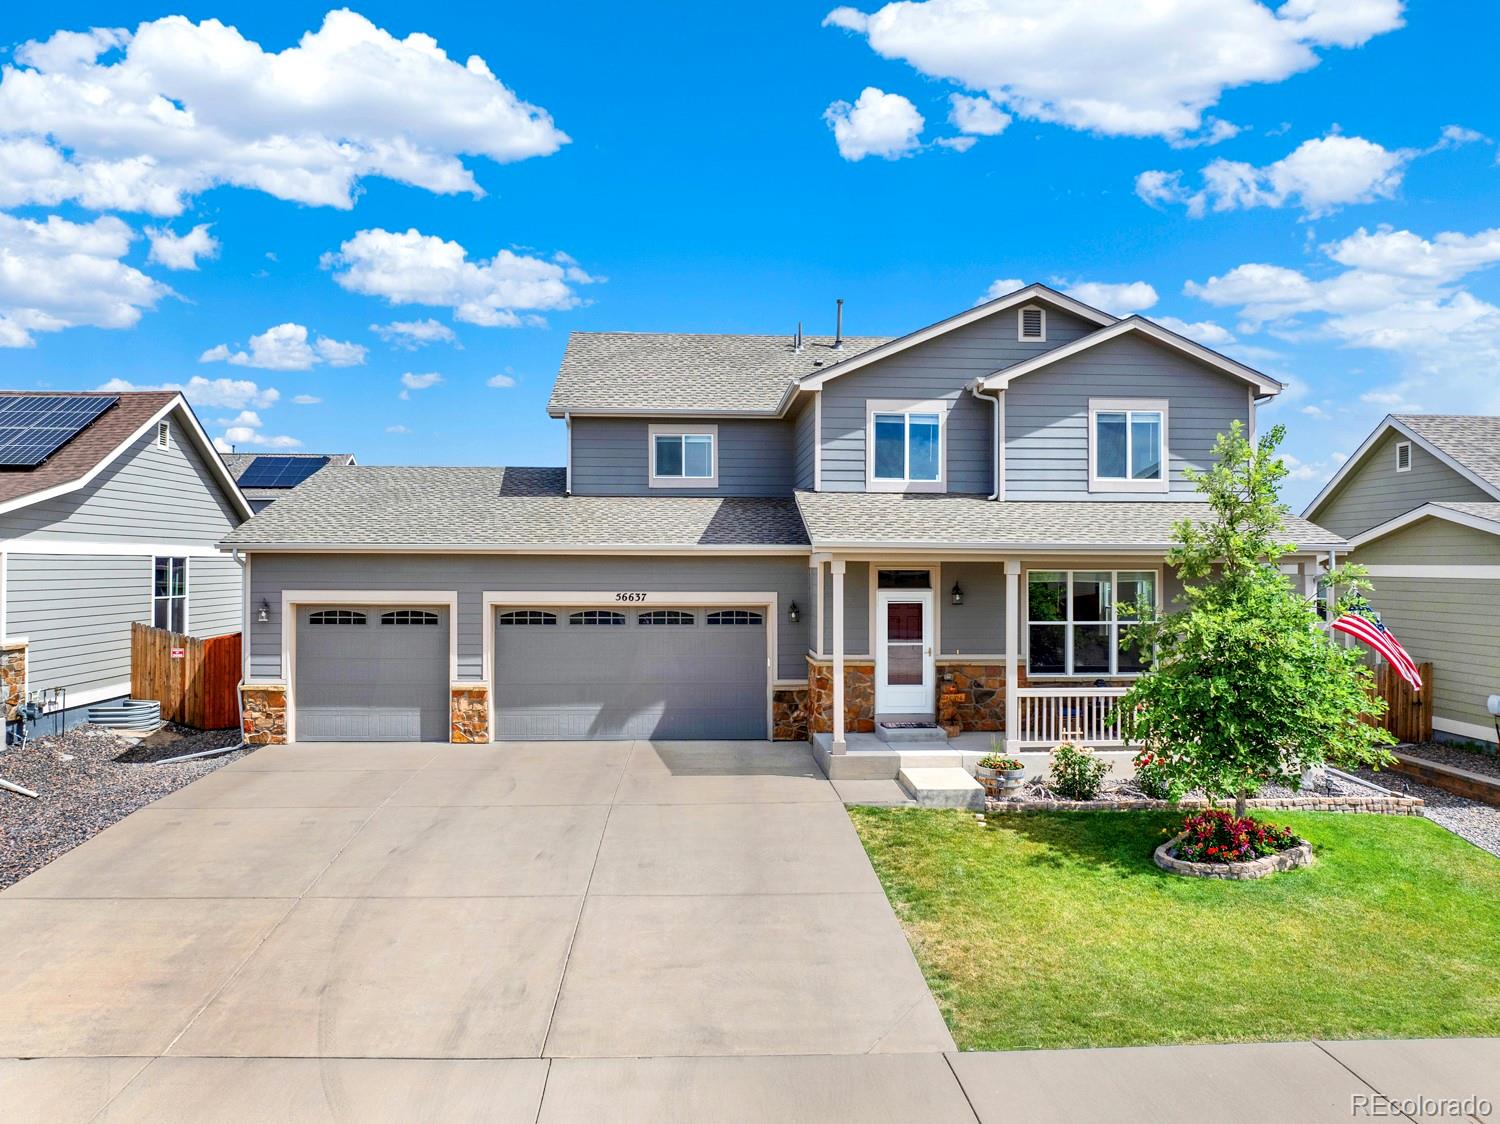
top-left (0, 739), bottom-right (955, 1120)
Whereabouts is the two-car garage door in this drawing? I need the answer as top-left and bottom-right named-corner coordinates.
top-left (492, 605), bottom-right (768, 740)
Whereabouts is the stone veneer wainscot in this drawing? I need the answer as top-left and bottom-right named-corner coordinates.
top-left (450, 685), bottom-right (490, 744)
top-left (240, 683), bottom-right (288, 745)
top-left (1, 640), bottom-right (25, 722)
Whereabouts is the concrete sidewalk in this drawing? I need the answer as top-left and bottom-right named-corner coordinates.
top-left (2, 1038), bottom-right (1494, 1121)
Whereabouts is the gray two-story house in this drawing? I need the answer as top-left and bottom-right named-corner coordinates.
top-left (222, 283), bottom-right (1342, 775)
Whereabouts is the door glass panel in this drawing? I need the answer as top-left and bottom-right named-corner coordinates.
top-left (908, 413), bottom-right (940, 480)
top-left (873, 414), bottom-right (905, 478)
top-left (654, 435), bottom-right (683, 476)
top-left (1072, 624), bottom-right (1111, 673)
top-left (877, 569), bottom-right (931, 589)
top-left (886, 601), bottom-right (923, 642)
top-left (683, 435), bottom-right (713, 477)
top-left (1131, 413), bottom-right (1162, 480)
top-left (1028, 624), bottom-right (1066, 674)
top-left (1096, 412), bottom-right (1128, 477)
top-left (887, 645), bottom-right (923, 685)
top-left (1072, 572), bottom-right (1111, 621)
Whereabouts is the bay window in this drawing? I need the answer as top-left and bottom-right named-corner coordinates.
top-left (868, 400), bottom-right (945, 492)
top-left (1027, 569), bottom-right (1156, 676)
top-left (1090, 399), bottom-right (1167, 492)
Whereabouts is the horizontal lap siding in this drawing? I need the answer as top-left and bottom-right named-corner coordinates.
top-left (793, 399), bottom-right (815, 490)
top-left (939, 562), bottom-right (1005, 654)
top-left (1356, 519), bottom-right (1500, 565)
top-left (248, 553), bottom-right (812, 682)
top-left (570, 417), bottom-right (794, 496)
top-left (822, 561), bottom-right (870, 655)
top-left (1315, 430), bottom-right (1492, 539)
top-left (7, 554), bottom-right (148, 697)
top-left (1351, 576), bottom-right (1500, 729)
top-left (820, 308), bottom-right (1097, 493)
top-left (0, 416), bottom-right (241, 544)
top-left (1005, 335), bottom-right (1249, 500)
top-left (188, 555), bottom-right (242, 637)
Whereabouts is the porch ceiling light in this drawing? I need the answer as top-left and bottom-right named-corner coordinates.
top-left (788, 601), bottom-right (801, 624)
top-left (257, 599), bottom-right (270, 624)
top-left (950, 581), bottom-right (964, 606)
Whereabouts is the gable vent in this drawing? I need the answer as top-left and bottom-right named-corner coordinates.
top-left (1395, 441), bottom-right (1411, 472)
top-left (156, 420), bottom-right (170, 448)
top-left (1018, 305), bottom-right (1046, 342)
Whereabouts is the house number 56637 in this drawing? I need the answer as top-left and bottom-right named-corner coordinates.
top-left (614, 592), bottom-right (648, 602)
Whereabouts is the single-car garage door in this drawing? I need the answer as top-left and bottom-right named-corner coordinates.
top-left (493, 605), bottom-right (768, 740)
top-left (294, 605), bottom-right (450, 741)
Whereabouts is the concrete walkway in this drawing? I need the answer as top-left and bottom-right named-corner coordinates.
top-left (1, 740), bottom-right (1493, 1121)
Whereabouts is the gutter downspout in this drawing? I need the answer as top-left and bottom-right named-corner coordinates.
top-left (564, 412), bottom-right (573, 496)
top-left (970, 381), bottom-right (1001, 501)
top-left (230, 548), bottom-right (249, 749)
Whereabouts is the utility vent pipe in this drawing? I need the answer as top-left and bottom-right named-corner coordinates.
top-left (834, 299), bottom-right (844, 349)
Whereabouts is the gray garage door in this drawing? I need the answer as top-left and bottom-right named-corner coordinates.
top-left (493, 605), bottom-right (768, 740)
top-left (294, 605), bottom-right (450, 741)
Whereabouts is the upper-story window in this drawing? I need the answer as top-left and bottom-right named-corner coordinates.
top-left (1089, 398), bottom-right (1168, 494)
top-left (867, 400), bottom-right (945, 493)
top-left (649, 423), bottom-right (717, 488)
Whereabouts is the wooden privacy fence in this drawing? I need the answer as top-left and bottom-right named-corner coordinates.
top-left (131, 623), bottom-right (242, 730)
top-left (1367, 661), bottom-right (1433, 744)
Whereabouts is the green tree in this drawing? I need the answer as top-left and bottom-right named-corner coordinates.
top-left (1119, 421), bottom-right (1395, 817)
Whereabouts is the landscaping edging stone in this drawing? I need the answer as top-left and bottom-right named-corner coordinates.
top-left (1153, 833), bottom-right (1314, 880)
top-left (986, 794), bottom-right (1423, 815)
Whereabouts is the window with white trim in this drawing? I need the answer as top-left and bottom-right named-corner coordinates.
top-left (1018, 305), bottom-right (1046, 341)
top-left (649, 424), bottom-right (717, 487)
top-left (1027, 570), bottom-right (1156, 676)
top-left (1089, 399), bottom-right (1167, 493)
top-left (152, 556), bottom-right (187, 632)
top-left (868, 400), bottom-right (945, 491)
top-left (1395, 441), bottom-right (1411, 472)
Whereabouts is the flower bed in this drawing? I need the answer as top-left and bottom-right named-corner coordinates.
top-left (1154, 810), bottom-right (1311, 880)
top-left (985, 773), bottom-right (1423, 816)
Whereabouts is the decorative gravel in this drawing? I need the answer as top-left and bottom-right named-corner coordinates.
top-left (1353, 764), bottom-right (1500, 859)
top-left (1396, 740), bottom-right (1500, 781)
top-left (0, 723), bottom-right (250, 890)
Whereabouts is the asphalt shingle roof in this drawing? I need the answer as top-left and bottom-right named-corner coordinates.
top-left (222, 451), bottom-right (356, 503)
top-left (0, 391), bottom-right (178, 507)
top-left (221, 466), bottom-right (810, 548)
top-left (1394, 415), bottom-right (1500, 493)
top-left (1428, 500), bottom-right (1500, 524)
top-left (794, 491), bottom-right (1345, 550)
top-left (548, 332), bottom-right (892, 415)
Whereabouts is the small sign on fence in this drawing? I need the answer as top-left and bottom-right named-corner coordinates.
top-left (170, 647), bottom-right (186, 659)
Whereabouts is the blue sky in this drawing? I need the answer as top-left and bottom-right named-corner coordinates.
top-left (2, 1), bottom-right (1497, 508)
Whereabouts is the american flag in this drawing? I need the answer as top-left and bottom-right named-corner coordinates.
top-left (1331, 608), bottom-right (1423, 692)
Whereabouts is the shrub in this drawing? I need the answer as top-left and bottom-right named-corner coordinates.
top-left (1173, 808), bottom-right (1300, 864)
top-left (1133, 750), bottom-right (1187, 802)
top-left (979, 753), bottom-right (1024, 771)
top-left (1049, 743), bottom-right (1110, 800)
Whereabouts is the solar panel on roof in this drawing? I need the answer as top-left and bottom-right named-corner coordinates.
top-left (237, 455), bottom-right (331, 489)
top-left (0, 395), bottom-right (118, 468)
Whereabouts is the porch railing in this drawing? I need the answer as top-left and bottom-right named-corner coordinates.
top-left (1012, 687), bottom-right (1129, 749)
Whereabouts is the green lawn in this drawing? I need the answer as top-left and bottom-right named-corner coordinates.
top-left (850, 808), bottom-right (1500, 1051)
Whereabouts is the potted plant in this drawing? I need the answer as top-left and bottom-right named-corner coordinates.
top-left (978, 753), bottom-right (1025, 782)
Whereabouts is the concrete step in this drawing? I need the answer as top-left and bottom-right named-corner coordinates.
top-left (875, 716), bottom-right (948, 745)
top-left (897, 767), bottom-right (986, 811)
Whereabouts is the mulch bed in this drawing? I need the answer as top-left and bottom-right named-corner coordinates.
top-left (0, 723), bottom-right (250, 890)
top-left (1397, 740), bottom-right (1500, 781)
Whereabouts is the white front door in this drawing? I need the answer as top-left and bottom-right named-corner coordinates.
top-left (875, 590), bottom-right (935, 714)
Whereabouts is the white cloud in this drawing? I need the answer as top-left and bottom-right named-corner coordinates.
top-left (1300, 404), bottom-right (1329, 419)
top-left (398, 371), bottom-right (443, 400)
top-left (372, 318), bottom-right (457, 348)
top-left (824, 87), bottom-right (925, 161)
top-left (95, 375), bottom-right (280, 409)
top-left (486, 372), bottom-right (517, 388)
top-left (291, 394), bottom-right (321, 405)
top-left (323, 228), bottom-right (597, 327)
top-left (145, 223), bottom-right (218, 270)
top-left (1063, 280), bottom-right (1158, 315)
top-left (1186, 223), bottom-right (1500, 414)
top-left (385, 424), bottom-right (410, 434)
top-left (976, 278), bottom-right (1026, 304)
top-left (1153, 315), bottom-right (1236, 345)
top-left (948, 94), bottom-right (1010, 137)
top-left (0, 213), bottom-right (168, 347)
top-left (200, 322), bottom-right (367, 370)
top-left (216, 425), bottom-right (300, 452)
top-left (933, 135), bottom-right (977, 153)
top-left (217, 410), bottom-right (262, 428)
top-left (823, 0), bottom-right (1403, 143)
top-left (0, 11), bottom-right (567, 216)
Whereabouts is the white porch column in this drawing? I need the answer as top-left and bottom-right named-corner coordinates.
top-left (810, 556), bottom-right (825, 656)
top-left (831, 558), bottom-right (847, 753)
top-left (1004, 559), bottom-right (1021, 753)
top-left (1299, 558), bottom-right (1318, 603)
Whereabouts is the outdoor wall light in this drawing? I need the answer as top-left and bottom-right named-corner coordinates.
top-left (950, 582), bottom-right (964, 606)
top-left (257, 599), bottom-right (270, 624)
top-left (788, 601), bottom-right (801, 624)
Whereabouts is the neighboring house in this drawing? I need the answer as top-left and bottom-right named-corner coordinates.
top-left (223, 283), bottom-right (1343, 773)
top-left (0, 391), bottom-right (251, 733)
top-left (1304, 414), bottom-right (1500, 747)
top-left (222, 452), bottom-right (357, 513)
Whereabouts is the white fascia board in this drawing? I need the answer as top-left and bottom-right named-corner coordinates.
top-left (219, 542), bottom-right (812, 555)
top-left (0, 396), bottom-right (254, 522)
top-left (1346, 502), bottom-right (1500, 549)
top-left (797, 284), bottom-right (1116, 392)
top-left (805, 540), bottom-right (1340, 556)
top-left (1303, 416), bottom-right (1500, 520)
top-left (980, 318), bottom-right (1282, 396)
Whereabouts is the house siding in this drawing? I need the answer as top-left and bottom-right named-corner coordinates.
top-left (247, 553), bottom-right (812, 681)
top-left (6, 554), bottom-right (147, 699)
top-left (793, 397), bottom-right (816, 490)
top-left (189, 555), bottom-right (243, 636)
top-left (820, 306), bottom-right (1099, 493)
top-left (1313, 428), bottom-right (1494, 538)
top-left (939, 562), bottom-right (1005, 654)
top-left (569, 417), bottom-right (795, 496)
top-left (1004, 334), bottom-right (1250, 500)
top-left (1356, 517), bottom-right (1500, 566)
